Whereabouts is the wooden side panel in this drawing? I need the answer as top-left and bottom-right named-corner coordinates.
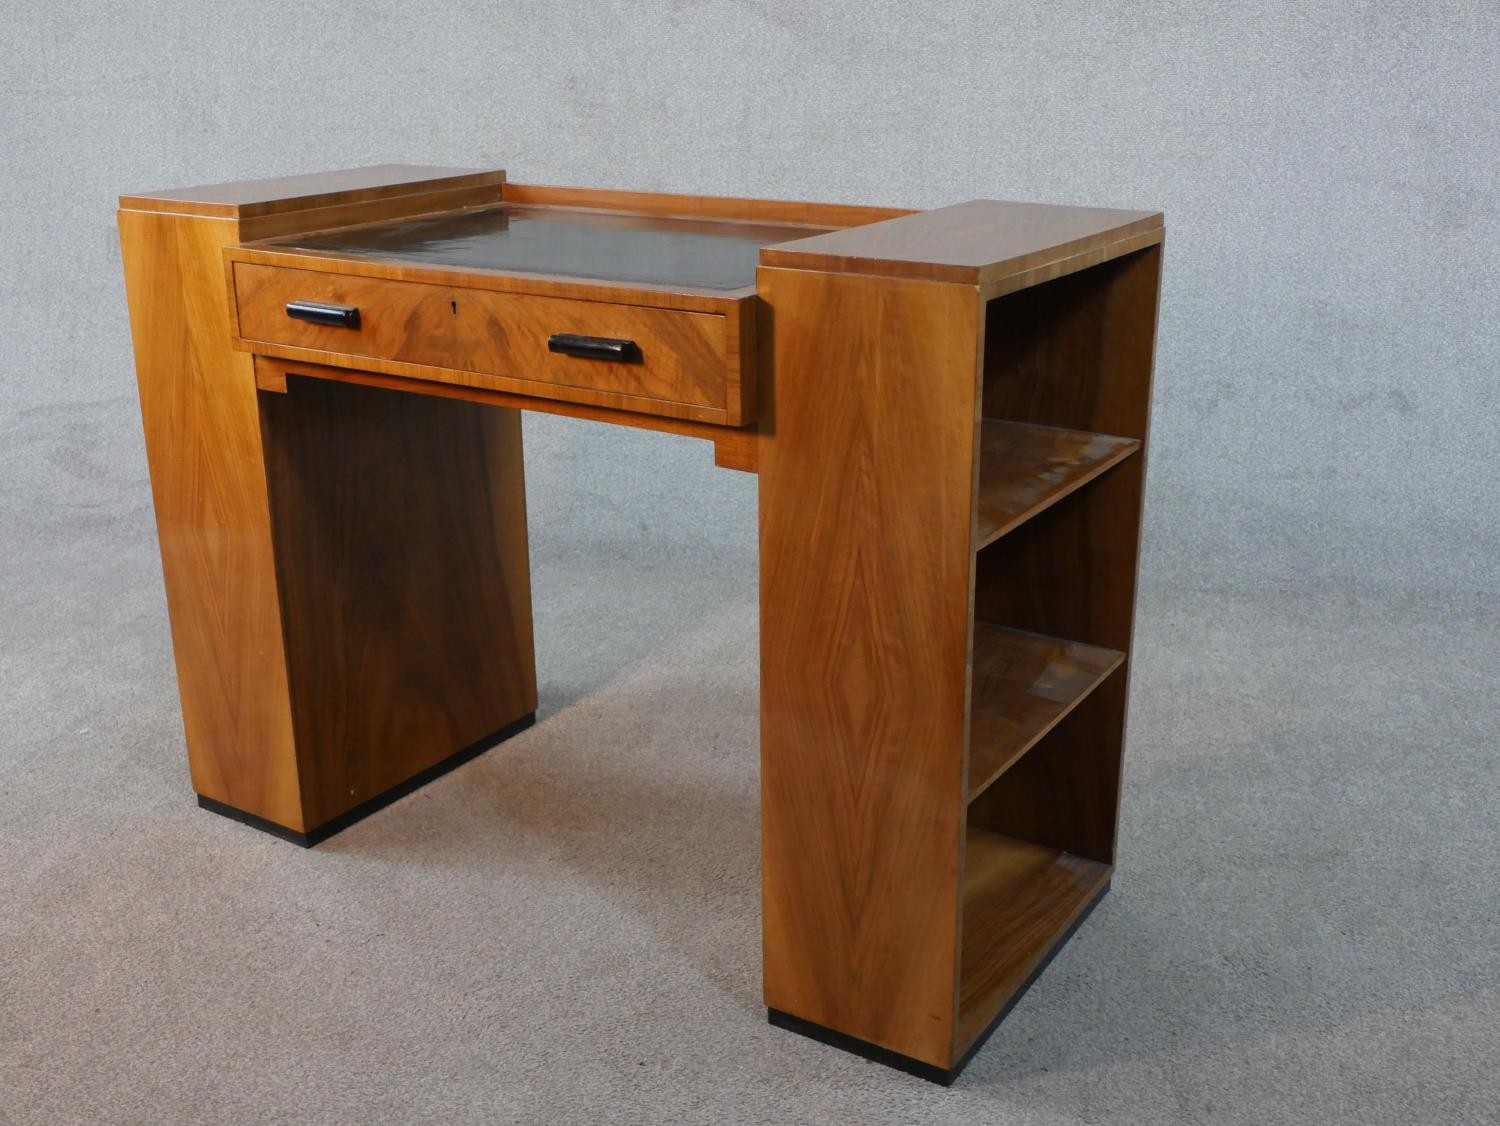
top-left (757, 266), bottom-right (980, 1068)
top-left (120, 167), bottom-right (539, 837)
top-left (259, 378), bottom-right (537, 827)
top-left (118, 209), bottom-right (304, 829)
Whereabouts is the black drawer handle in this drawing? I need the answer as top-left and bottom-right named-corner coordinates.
top-left (547, 333), bottom-right (640, 362)
top-left (286, 300), bottom-right (360, 328)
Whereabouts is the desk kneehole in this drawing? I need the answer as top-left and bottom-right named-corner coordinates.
top-left (229, 261), bottom-right (740, 422)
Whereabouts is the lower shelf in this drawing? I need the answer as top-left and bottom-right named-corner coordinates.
top-left (957, 829), bottom-right (1112, 1052)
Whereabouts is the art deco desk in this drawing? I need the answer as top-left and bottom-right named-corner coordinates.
top-left (118, 165), bottom-right (1162, 1084)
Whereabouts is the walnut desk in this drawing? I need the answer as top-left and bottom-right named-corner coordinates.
top-left (118, 165), bottom-right (1163, 1083)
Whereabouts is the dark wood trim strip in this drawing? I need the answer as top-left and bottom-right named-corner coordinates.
top-left (195, 711), bottom-right (536, 847)
top-left (767, 880), bottom-right (1111, 1085)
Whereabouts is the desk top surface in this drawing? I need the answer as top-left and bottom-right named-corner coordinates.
top-left (268, 204), bottom-right (828, 292)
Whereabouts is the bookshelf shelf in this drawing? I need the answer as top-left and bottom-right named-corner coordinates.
top-left (968, 624), bottom-right (1124, 801)
top-left (957, 830), bottom-right (1112, 1052)
top-left (974, 421), bottom-right (1138, 552)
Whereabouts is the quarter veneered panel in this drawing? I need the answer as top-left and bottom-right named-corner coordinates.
top-left (758, 266), bottom-right (980, 1068)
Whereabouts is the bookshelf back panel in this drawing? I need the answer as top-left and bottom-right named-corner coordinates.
top-left (973, 456), bottom-right (1144, 654)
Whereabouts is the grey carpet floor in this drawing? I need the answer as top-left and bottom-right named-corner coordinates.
top-left (2, 406), bottom-right (1497, 1125)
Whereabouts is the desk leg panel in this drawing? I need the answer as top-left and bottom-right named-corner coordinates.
top-left (118, 209), bottom-right (305, 830)
top-left (258, 376), bottom-right (539, 832)
top-left (757, 267), bottom-right (980, 1069)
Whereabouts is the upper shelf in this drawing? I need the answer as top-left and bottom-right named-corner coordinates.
top-left (975, 420), bottom-right (1139, 551)
top-left (760, 198), bottom-right (1163, 290)
top-left (266, 204), bottom-right (833, 293)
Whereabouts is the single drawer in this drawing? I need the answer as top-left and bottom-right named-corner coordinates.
top-left (231, 262), bottom-right (739, 422)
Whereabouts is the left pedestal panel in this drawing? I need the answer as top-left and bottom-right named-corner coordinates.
top-left (118, 165), bottom-right (533, 843)
top-left (120, 207), bottom-right (307, 831)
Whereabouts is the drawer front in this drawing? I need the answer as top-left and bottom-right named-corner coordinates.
top-left (232, 263), bottom-right (732, 416)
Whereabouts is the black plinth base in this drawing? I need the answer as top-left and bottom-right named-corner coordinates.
top-left (768, 1008), bottom-right (961, 1085)
top-left (195, 711), bottom-right (537, 847)
top-left (769, 879), bottom-right (1111, 1085)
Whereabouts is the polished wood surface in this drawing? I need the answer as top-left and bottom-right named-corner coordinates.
top-left (758, 266), bottom-right (980, 1067)
top-left (118, 207), bottom-right (304, 829)
top-left (759, 205), bottom-right (1161, 1076)
top-left (260, 378), bottom-right (537, 827)
top-left (502, 181), bottom-right (913, 230)
top-left (232, 261), bottom-right (741, 422)
top-left (975, 461), bottom-right (1146, 654)
top-left (968, 625), bottom-right (1123, 801)
top-left (970, 461), bottom-right (1143, 866)
top-left (121, 164), bottom-right (505, 219)
top-left (974, 420), bottom-right (1139, 551)
top-left (253, 357), bottom-right (759, 473)
top-left (957, 830), bottom-right (1111, 1052)
top-left (974, 246), bottom-right (1162, 650)
top-left (761, 198), bottom-right (1162, 290)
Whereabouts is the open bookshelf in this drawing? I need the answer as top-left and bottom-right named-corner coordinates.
top-left (951, 244), bottom-right (1159, 1068)
top-left (759, 200), bottom-right (1162, 1083)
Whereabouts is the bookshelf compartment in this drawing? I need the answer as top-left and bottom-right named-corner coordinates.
top-left (946, 246), bottom-right (1159, 1073)
top-left (974, 420), bottom-right (1138, 552)
top-left (981, 248), bottom-right (1157, 444)
top-left (968, 623), bottom-right (1123, 801)
top-left (957, 829), bottom-right (1111, 1052)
